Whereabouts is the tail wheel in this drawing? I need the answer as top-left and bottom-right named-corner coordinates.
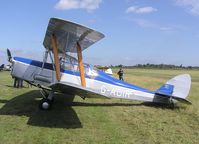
top-left (169, 97), bottom-right (175, 108)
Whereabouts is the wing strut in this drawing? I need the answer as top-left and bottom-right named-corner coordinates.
top-left (77, 42), bottom-right (86, 87)
top-left (51, 34), bottom-right (61, 81)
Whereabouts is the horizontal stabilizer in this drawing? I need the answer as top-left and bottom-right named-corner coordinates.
top-left (171, 96), bottom-right (192, 105)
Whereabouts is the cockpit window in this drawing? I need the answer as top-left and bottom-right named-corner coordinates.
top-left (60, 55), bottom-right (78, 71)
top-left (60, 54), bottom-right (98, 77)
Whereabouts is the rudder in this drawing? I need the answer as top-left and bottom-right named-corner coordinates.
top-left (155, 74), bottom-right (191, 104)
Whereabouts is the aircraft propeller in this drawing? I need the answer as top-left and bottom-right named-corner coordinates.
top-left (7, 48), bottom-right (12, 62)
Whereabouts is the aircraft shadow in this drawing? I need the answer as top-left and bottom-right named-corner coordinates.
top-left (71, 102), bottom-right (143, 107)
top-left (0, 90), bottom-right (82, 129)
top-left (141, 102), bottom-right (179, 109)
top-left (70, 101), bottom-right (177, 109)
top-left (0, 90), bottom-right (178, 129)
top-left (0, 99), bottom-right (9, 103)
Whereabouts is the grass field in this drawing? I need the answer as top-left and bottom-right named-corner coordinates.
top-left (0, 69), bottom-right (199, 144)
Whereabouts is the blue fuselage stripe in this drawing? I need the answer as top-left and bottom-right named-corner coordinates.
top-left (14, 57), bottom-right (154, 94)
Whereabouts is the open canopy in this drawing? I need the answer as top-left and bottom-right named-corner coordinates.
top-left (43, 18), bottom-right (105, 53)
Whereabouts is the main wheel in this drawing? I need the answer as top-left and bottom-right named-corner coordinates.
top-left (39, 98), bottom-right (52, 110)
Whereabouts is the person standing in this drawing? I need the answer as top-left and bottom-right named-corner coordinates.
top-left (13, 77), bottom-right (23, 88)
top-left (117, 68), bottom-right (124, 81)
top-left (13, 77), bottom-right (18, 88)
top-left (18, 79), bottom-right (23, 88)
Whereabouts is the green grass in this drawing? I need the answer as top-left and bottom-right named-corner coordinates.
top-left (0, 69), bottom-right (199, 144)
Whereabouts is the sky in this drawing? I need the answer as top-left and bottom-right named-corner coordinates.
top-left (0, 0), bottom-right (199, 66)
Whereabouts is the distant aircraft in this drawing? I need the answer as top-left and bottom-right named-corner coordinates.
top-left (97, 66), bottom-right (113, 76)
top-left (4, 65), bottom-right (11, 71)
top-left (104, 68), bottom-right (113, 76)
top-left (7, 18), bottom-right (192, 110)
top-left (0, 64), bottom-right (5, 71)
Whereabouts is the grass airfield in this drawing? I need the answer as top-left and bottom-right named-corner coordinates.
top-left (0, 69), bottom-right (198, 144)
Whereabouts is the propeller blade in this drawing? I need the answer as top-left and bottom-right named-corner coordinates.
top-left (7, 48), bottom-right (12, 62)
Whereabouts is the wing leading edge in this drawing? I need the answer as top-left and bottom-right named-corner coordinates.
top-left (43, 18), bottom-right (105, 53)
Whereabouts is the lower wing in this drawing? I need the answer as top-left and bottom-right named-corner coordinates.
top-left (50, 82), bottom-right (109, 99)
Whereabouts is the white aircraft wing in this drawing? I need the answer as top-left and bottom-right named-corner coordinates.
top-left (43, 18), bottom-right (105, 53)
top-left (50, 82), bottom-right (109, 99)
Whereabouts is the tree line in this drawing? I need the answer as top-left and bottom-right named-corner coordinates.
top-left (98, 64), bottom-right (199, 70)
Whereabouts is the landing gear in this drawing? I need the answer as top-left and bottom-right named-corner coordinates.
top-left (39, 90), bottom-right (54, 110)
top-left (39, 98), bottom-right (52, 110)
top-left (169, 97), bottom-right (175, 108)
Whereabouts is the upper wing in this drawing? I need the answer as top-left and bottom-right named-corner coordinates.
top-left (50, 81), bottom-right (109, 99)
top-left (43, 18), bottom-right (105, 53)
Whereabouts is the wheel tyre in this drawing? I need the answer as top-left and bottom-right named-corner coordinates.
top-left (39, 98), bottom-right (52, 110)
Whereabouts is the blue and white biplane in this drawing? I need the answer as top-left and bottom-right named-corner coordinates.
top-left (7, 18), bottom-right (192, 110)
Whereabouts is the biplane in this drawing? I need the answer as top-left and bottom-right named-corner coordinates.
top-left (7, 18), bottom-right (192, 110)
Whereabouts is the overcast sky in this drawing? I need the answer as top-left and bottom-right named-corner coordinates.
top-left (0, 0), bottom-right (199, 66)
